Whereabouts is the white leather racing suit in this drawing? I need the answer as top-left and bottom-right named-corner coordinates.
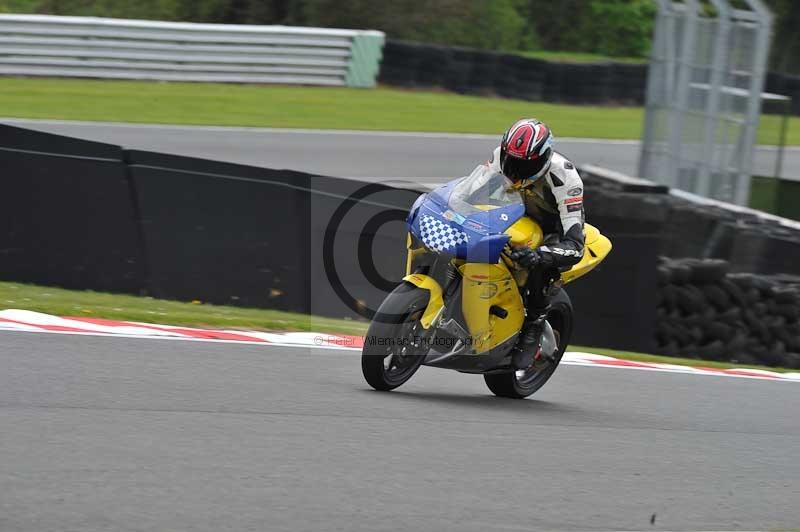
top-left (488, 146), bottom-right (586, 270)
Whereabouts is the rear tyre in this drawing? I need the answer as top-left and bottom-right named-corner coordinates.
top-left (362, 282), bottom-right (431, 391)
top-left (484, 290), bottom-right (573, 399)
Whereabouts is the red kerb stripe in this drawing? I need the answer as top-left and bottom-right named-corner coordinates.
top-left (67, 316), bottom-right (268, 342)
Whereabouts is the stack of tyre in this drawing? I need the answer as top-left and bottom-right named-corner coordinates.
top-left (378, 40), bottom-right (647, 105)
top-left (656, 257), bottom-right (800, 368)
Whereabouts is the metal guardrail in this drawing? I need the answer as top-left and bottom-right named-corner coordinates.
top-left (0, 14), bottom-right (385, 87)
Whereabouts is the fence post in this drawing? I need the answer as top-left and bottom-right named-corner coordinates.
top-left (346, 30), bottom-right (385, 88)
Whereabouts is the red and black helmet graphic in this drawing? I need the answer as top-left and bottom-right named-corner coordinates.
top-left (500, 118), bottom-right (554, 183)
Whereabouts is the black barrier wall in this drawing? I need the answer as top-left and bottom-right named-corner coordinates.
top-left (125, 150), bottom-right (313, 311)
top-left (0, 124), bottom-right (658, 352)
top-left (126, 150), bottom-right (420, 317)
top-left (0, 125), bottom-right (145, 293)
top-left (306, 178), bottom-right (419, 320)
top-left (380, 40), bottom-right (647, 105)
top-left (2, 124), bottom-right (799, 363)
top-left (0, 122), bottom-right (660, 353)
top-left (381, 39), bottom-right (800, 114)
top-left (565, 191), bottom-right (666, 353)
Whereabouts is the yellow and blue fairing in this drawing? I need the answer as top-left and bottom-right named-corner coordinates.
top-left (406, 167), bottom-right (524, 263)
top-left (403, 165), bottom-right (611, 340)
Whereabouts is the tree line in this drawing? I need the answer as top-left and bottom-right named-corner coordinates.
top-left (2, 0), bottom-right (798, 73)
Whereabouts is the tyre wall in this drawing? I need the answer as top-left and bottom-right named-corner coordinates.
top-left (581, 165), bottom-right (800, 367)
top-left (380, 39), bottom-right (800, 114)
top-left (656, 258), bottom-right (800, 368)
top-left (380, 40), bottom-right (647, 105)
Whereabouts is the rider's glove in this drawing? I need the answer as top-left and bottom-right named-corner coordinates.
top-left (510, 246), bottom-right (544, 269)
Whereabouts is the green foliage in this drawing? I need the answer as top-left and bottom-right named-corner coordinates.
top-left (765, 0), bottom-right (800, 74)
top-left (2, 0), bottom-right (798, 71)
top-left (586, 0), bottom-right (656, 57)
top-left (525, 0), bottom-right (592, 54)
top-left (0, 0), bottom-right (296, 23)
top-left (0, 0), bottom-right (534, 51)
top-left (525, 0), bottom-right (655, 58)
top-left (5, 0), bottom-right (181, 20)
top-left (299, 0), bottom-right (533, 51)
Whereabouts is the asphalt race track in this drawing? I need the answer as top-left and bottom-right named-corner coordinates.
top-left (1, 331), bottom-right (798, 531)
top-left (5, 118), bottom-right (800, 182)
top-left (3, 116), bottom-right (800, 530)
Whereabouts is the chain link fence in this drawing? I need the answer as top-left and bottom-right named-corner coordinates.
top-left (639, 0), bottom-right (773, 205)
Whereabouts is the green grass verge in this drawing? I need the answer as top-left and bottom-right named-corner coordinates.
top-left (571, 345), bottom-right (794, 374)
top-left (0, 281), bottom-right (793, 373)
top-left (517, 50), bottom-right (647, 64)
top-left (0, 281), bottom-right (369, 336)
top-left (0, 77), bottom-right (796, 145)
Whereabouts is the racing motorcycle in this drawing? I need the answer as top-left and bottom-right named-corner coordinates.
top-left (361, 165), bottom-right (612, 398)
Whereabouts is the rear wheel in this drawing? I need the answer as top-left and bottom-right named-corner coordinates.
top-left (484, 291), bottom-right (573, 399)
top-left (362, 283), bottom-right (431, 391)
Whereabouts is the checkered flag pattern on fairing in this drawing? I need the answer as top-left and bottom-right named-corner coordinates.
top-left (419, 215), bottom-right (469, 252)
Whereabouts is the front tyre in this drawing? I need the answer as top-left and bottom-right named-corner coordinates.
top-left (362, 282), bottom-right (431, 391)
top-left (484, 290), bottom-right (573, 399)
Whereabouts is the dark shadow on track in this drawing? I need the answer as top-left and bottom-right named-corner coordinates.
top-left (356, 388), bottom-right (590, 416)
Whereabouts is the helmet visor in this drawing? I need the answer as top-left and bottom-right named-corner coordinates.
top-left (501, 151), bottom-right (550, 182)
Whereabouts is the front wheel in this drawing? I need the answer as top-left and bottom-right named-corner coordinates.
top-left (362, 283), bottom-right (431, 391)
top-left (484, 290), bottom-right (573, 399)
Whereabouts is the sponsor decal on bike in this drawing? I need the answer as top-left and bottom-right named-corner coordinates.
top-left (442, 209), bottom-right (467, 224)
top-left (564, 197), bottom-right (583, 205)
top-left (479, 283), bottom-right (499, 299)
top-left (463, 219), bottom-right (488, 233)
top-left (567, 186), bottom-right (583, 196)
top-left (567, 203), bottom-right (583, 212)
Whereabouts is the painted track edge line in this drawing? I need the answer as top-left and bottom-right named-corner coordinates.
top-left (3, 118), bottom-right (796, 151)
top-left (0, 327), bottom-right (800, 382)
top-left (0, 309), bottom-right (797, 383)
top-left (0, 327), bottom-right (795, 382)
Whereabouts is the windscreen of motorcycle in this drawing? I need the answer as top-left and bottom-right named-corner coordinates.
top-left (447, 165), bottom-right (524, 216)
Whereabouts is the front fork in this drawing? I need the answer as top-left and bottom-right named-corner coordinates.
top-left (402, 262), bottom-right (460, 329)
top-left (402, 272), bottom-right (443, 329)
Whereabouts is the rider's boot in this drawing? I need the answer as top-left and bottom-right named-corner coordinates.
top-left (510, 311), bottom-right (549, 370)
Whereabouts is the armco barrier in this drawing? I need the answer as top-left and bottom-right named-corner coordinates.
top-left (0, 14), bottom-right (384, 88)
top-left (0, 124), bottom-right (145, 293)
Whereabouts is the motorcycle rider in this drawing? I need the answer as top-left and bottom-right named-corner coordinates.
top-left (487, 118), bottom-right (586, 370)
